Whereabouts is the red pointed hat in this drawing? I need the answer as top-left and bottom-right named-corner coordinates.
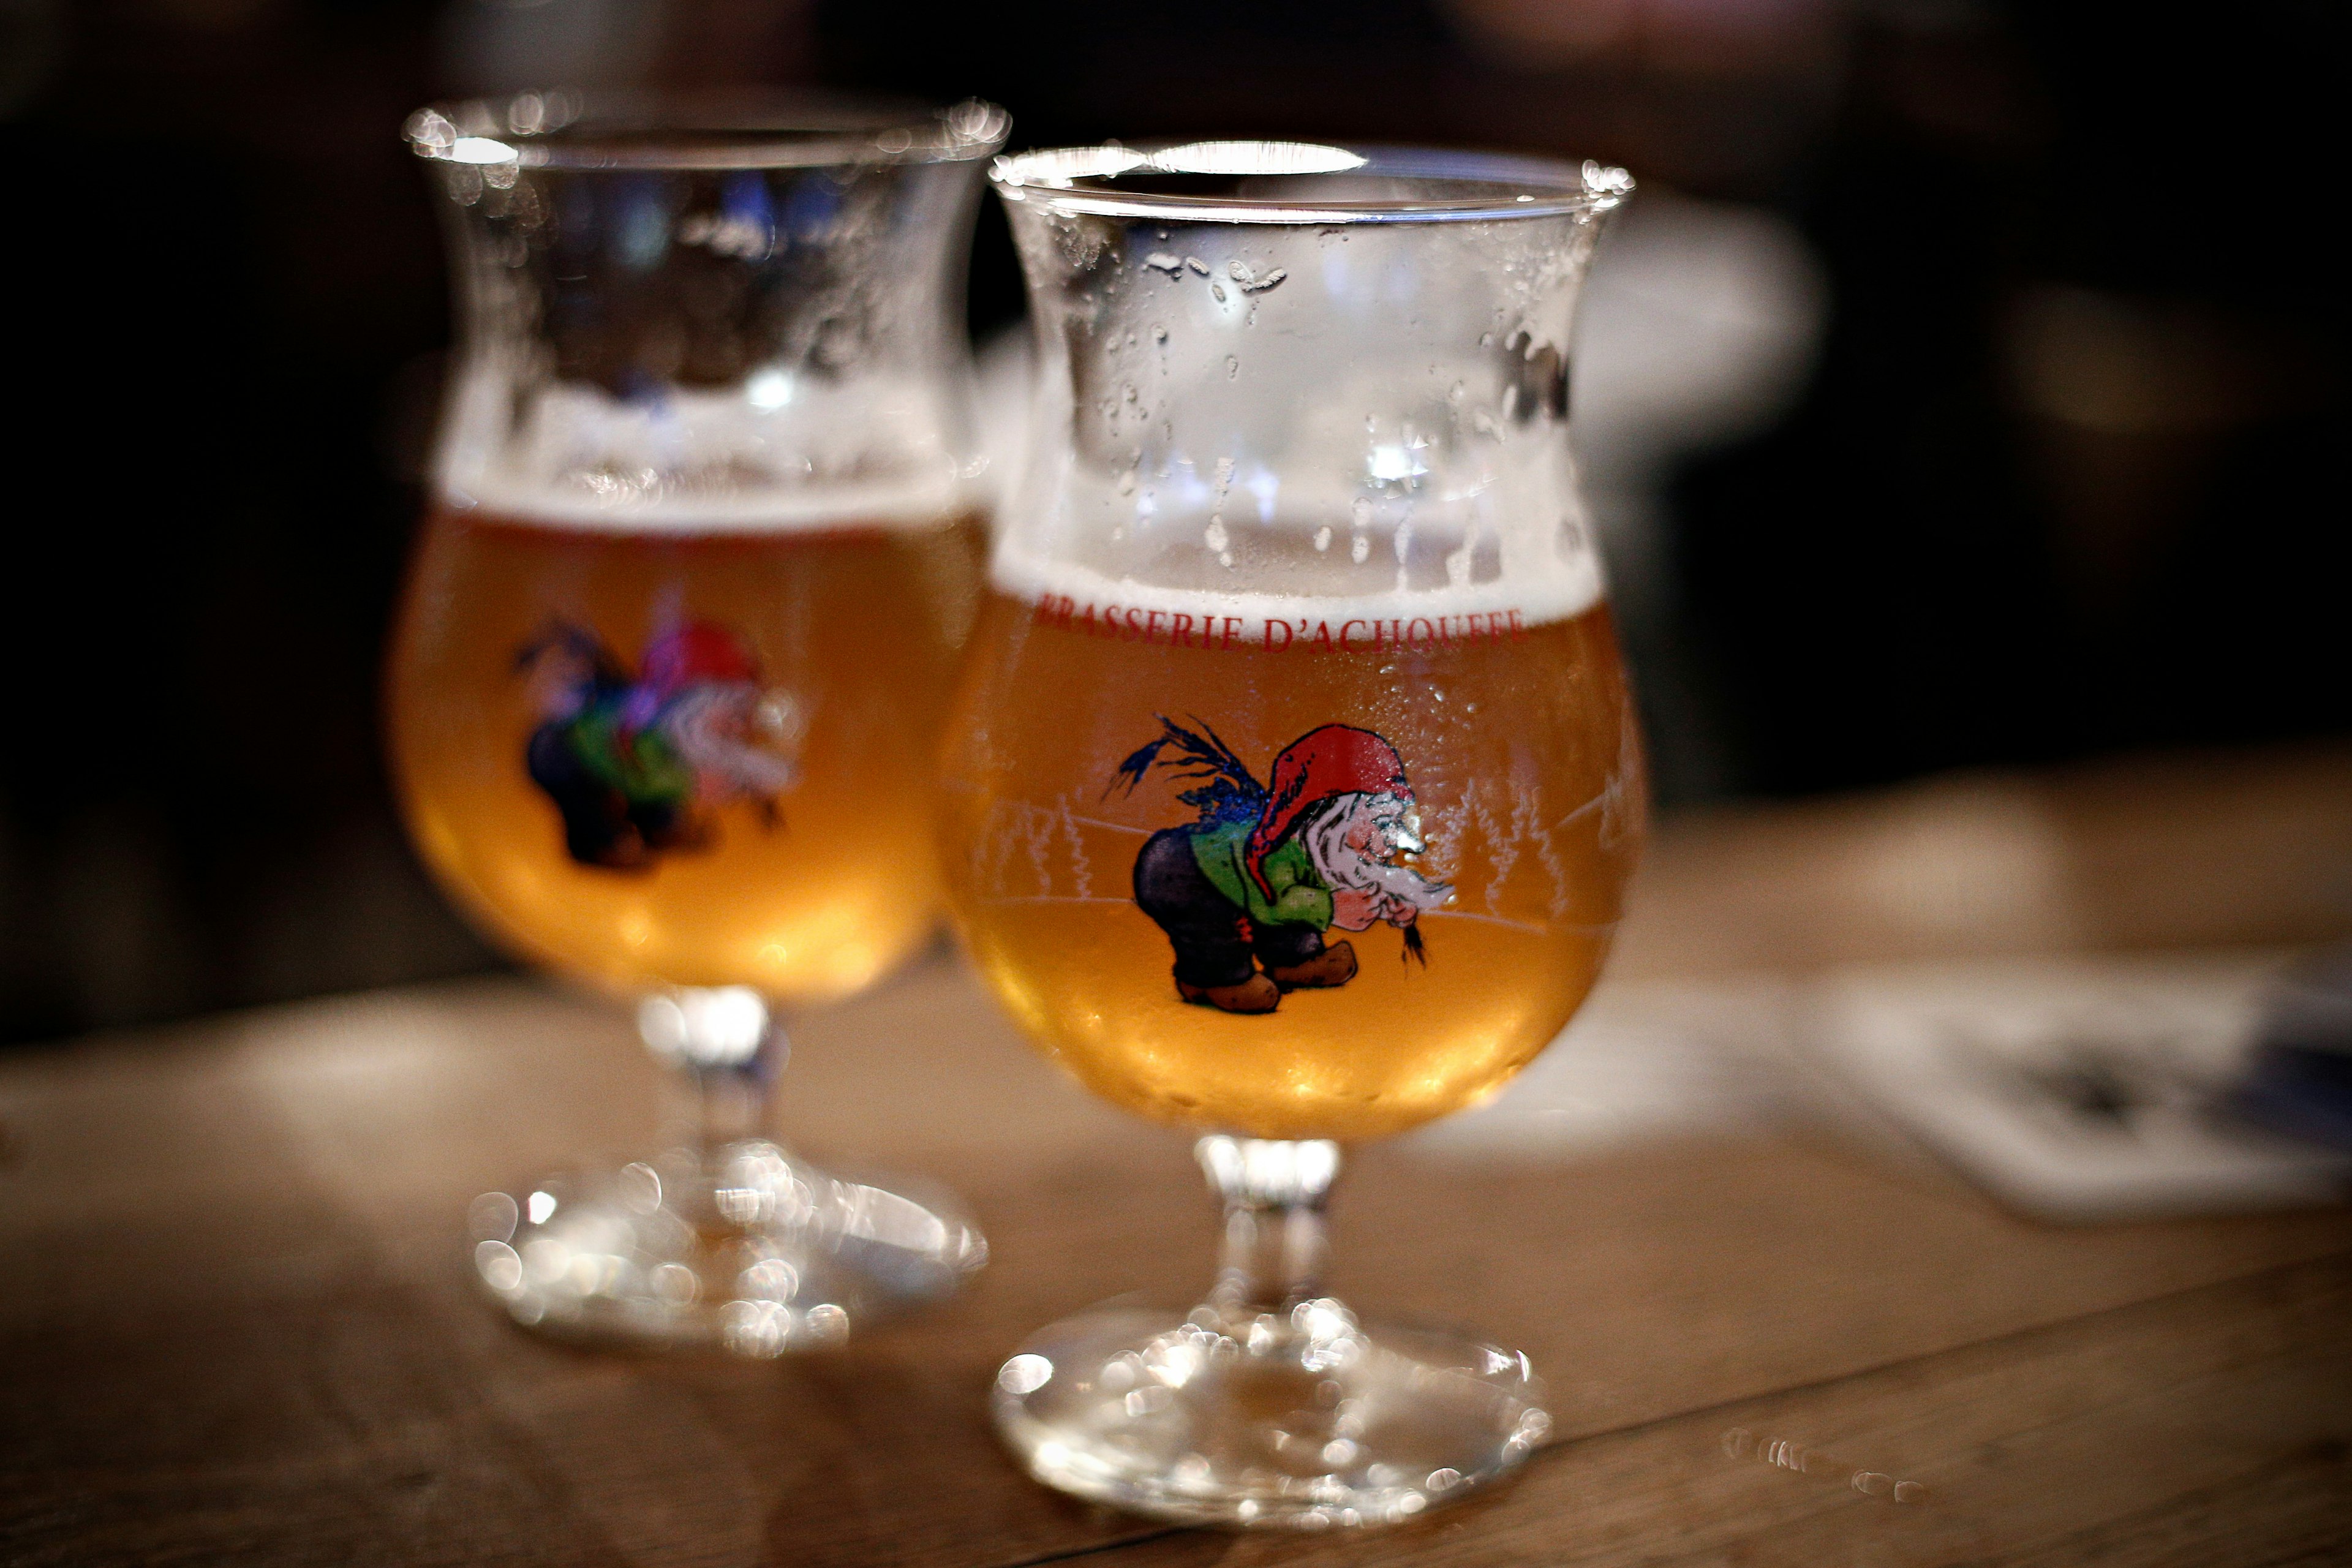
top-left (640, 622), bottom-right (758, 697)
top-left (1244, 725), bottom-right (1412, 899)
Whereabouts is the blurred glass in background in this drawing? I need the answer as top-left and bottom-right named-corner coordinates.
top-left (2, 0), bottom-right (2342, 1044)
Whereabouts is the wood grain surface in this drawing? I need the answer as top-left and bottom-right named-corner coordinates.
top-left (4, 744), bottom-right (2349, 1566)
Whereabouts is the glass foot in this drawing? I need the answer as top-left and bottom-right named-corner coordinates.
top-left (992, 1298), bottom-right (1550, 1529)
top-left (468, 1140), bottom-right (987, 1355)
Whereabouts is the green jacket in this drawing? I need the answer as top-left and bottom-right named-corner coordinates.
top-left (570, 710), bottom-right (693, 806)
top-left (1189, 820), bottom-right (1332, 930)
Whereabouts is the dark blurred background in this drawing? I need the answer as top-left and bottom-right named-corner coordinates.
top-left (1, 0), bottom-right (2343, 1044)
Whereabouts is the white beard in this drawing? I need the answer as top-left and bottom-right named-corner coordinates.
top-left (1303, 798), bottom-right (1452, 914)
top-left (660, 685), bottom-right (799, 799)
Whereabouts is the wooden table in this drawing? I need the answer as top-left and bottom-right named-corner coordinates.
top-left (6, 745), bottom-right (2351, 1566)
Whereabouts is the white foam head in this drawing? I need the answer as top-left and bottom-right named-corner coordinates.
top-left (989, 409), bottom-right (1607, 628)
top-left (435, 366), bottom-right (982, 532)
top-left (989, 513), bottom-right (1602, 629)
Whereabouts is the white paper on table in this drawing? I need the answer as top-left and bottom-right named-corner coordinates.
top-left (1796, 951), bottom-right (2352, 1222)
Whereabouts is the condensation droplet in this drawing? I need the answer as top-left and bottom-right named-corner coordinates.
top-left (1210, 282), bottom-right (1227, 303)
top-left (1153, 323), bottom-right (1169, 344)
top-left (1225, 355), bottom-right (1239, 379)
top-left (1205, 516), bottom-right (1229, 553)
top-left (1185, 257), bottom-right (1209, 275)
top-left (1351, 497), bottom-right (1373, 526)
top-left (1351, 532), bottom-right (1370, 564)
top-left (1314, 525), bottom-right (1332, 552)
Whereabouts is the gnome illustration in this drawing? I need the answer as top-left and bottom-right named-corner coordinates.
top-left (1114, 719), bottom-right (1453, 1014)
top-left (518, 620), bottom-right (802, 869)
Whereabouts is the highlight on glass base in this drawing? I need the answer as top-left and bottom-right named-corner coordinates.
top-left (471, 1146), bottom-right (987, 1355)
top-left (993, 1142), bottom-right (1547, 1528)
top-left (468, 990), bottom-right (986, 1355)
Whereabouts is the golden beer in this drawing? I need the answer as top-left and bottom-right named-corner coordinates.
top-left (940, 587), bottom-right (1643, 1142)
top-left (393, 504), bottom-right (983, 1003)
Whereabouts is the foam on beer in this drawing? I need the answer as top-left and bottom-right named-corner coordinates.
top-left (992, 537), bottom-right (1602, 630)
top-left (989, 453), bottom-right (1608, 630)
top-left (434, 369), bottom-right (982, 532)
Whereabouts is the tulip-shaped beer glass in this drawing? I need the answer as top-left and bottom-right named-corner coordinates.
top-left (939, 145), bottom-right (1644, 1523)
top-left (393, 96), bottom-right (1007, 1352)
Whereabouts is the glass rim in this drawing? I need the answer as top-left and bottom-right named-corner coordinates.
top-left (990, 141), bottom-right (1634, 225)
top-left (405, 90), bottom-right (1011, 172)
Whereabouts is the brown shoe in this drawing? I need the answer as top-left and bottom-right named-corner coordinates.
top-left (1265, 940), bottom-right (1357, 992)
top-left (1177, 973), bottom-right (1281, 1014)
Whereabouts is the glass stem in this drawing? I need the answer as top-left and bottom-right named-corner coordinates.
top-left (1197, 1136), bottom-right (1341, 1322)
top-left (638, 986), bottom-right (785, 1156)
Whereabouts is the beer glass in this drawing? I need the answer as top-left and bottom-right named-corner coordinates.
top-left (940, 143), bottom-right (1643, 1523)
top-left (393, 94), bottom-right (1007, 1352)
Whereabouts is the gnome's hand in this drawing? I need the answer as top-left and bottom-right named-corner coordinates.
top-left (1331, 886), bottom-right (1385, 932)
